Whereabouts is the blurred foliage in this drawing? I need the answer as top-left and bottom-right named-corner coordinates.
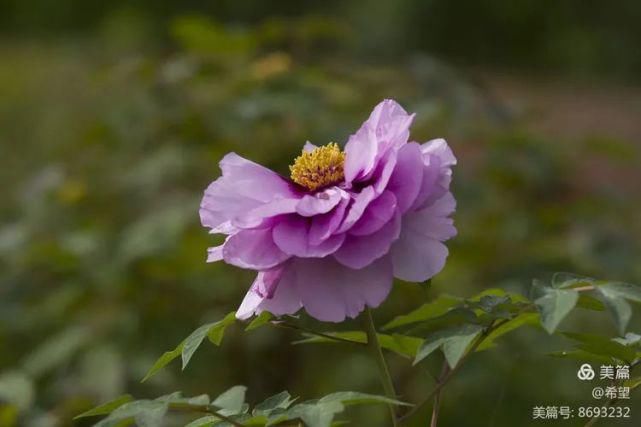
top-left (1, 10), bottom-right (641, 427)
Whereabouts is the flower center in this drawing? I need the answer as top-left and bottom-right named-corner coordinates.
top-left (289, 143), bottom-right (346, 191)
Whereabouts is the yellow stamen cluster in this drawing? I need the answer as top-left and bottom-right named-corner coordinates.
top-left (290, 143), bottom-right (346, 191)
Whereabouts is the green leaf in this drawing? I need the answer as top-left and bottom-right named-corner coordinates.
top-left (253, 391), bottom-right (296, 415)
top-left (94, 400), bottom-right (168, 427)
top-left (476, 312), bottom-right (540, 351)
top-left (141, 346), bottom-right (183, 383)
top-left (552, 273), bottom-right (596, 289)
top-left (576, 294), bottom-right (605, 311)
top-left (597, 291), bottom-right (632, 335)
top-left (563, 332), bottom-right (636, 363)
top-left (598, 282), bottom-right (641, 303)
top-left (294, 331), bottom-right (422, 358)
top-left (414, 324), bottom-right (483, 368)
top-left (532, 282), bottom-right (578, 334)
top-left (142, 312), bottom-right (235, 382)
top-left (207, 312), bottom-right (237, 346)
top-left (75, 395), bottom-right (134, 419)
top-left (212, 385), bottom-right (247, 413)
top-left (382, 295), bottom-right (462, 330)
top-left (287, 401), bottom-right (344, 427)
top-left (318, 392), bottom-right (411, 407)
top-left (613, 332), bottom-right (641, 347)
top-left (245, 312), bottom-right (273, 331)
top-left (184, 415), bottom-right (220, 427)
top-left (624, 377), bottom-right (641, 390)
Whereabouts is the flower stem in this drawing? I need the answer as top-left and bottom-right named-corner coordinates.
top-left (363, 307), bottom-right (399, 427)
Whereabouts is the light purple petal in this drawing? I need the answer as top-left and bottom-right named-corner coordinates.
top-left (334, 210), bottom-right (401, 269)
top-left (273, 215), bottom-right (346, 257)
top-left (411, 138), bottom-right (456, 211)
top-left (390, 193), bottom-right (456, 282)
top-left (292, 256), bottom-right (393, 322)
top-left (386, 142), bottom-right (424, 213)
top-left (207, 243), bottom-right (225, 263)
top-left (200, 152), bottom-right (297, 231)
top-left (308, 197), bottom-right (350, 245)
top-left (233, 197), bottom-right (300, 229)
top-left (236, 266), bottom-right (287, 320)
top-left (296, 187), bottom-right (345, 217)
top-left (223, 227), bottom-right (289, 270)
top-left (349, 191), bottom-right (397, 236)
top-left (344, 99), bottom-right (414, 184)
top-left (335, 186), bottom-right (376, 233)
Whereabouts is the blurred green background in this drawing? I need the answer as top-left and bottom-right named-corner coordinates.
top-left (1, 1), bottom-right (640, 426)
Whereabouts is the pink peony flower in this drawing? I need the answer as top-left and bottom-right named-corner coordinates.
top-left (200, 99), bottom-right (457, 322)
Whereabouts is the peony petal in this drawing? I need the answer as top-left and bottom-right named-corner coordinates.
top-left (223, 227), bottom-right (289, 270)
top-left (308, 197), bottom-right (350, 245)
top-left (292, 256), bottom-right (393, 322)
top-left (386, 142), bottom-right (424, 213)
top-left (334, 210), bottom-right (401, 269)
top-left (391, 191), bottom-right (456, 282)
top-left (344, 99), bottom-right (414, 184)
top-left (200, 152), bottom-right (298, 231)
top-left (233, 197), bottom-right (300, 229)
top-left (236, 266), bottom-right (287, 319)
top-left (411, 138), bottom-right (456, 211)
top-left (296, 187), bottom-right (344, 217)
top-left (349, 191), bottom-right (397, 236)
top-left (391, 233), bottom-right (449, 283)
top-left (335, 186), bottom-right (377, 233)
top-left (273, 215), bottom-right (345, 257)
top-left (206, 243), bottom-right (225, 263)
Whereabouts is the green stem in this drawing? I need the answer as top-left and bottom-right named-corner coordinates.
top-left (363, 307), bottom-right (399, 427)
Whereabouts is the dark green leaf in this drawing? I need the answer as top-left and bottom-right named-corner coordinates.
top-left (563, 332), bottom-right (636, 363)
top-left (294, 331), bottom-right (422, 358)
top-left (414, 324), bottom-right (483, 367)
top-left (476, 312), bottom-right (540, 351)
top-left (94, 400), bottom-right (168, 427)
top-left (548, 350), bottom-right (615, 365)
top-left (207, 312), bottom-right (237, 346)
top-left (319, 391), bottom-right (411, 407)
top-left (245, 312), bottom-right (273, 331)
top-left (382, 294), bottom-right (462, 330)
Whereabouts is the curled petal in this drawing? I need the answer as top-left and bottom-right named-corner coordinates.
top-left (236, 266), bottom-right (290, 319)
top-left (273, 215), bottom-right (346, 257)
top-left (349, 191), bottom-right (397, 236)
top-left (296, 187), bottom-right (345, 217)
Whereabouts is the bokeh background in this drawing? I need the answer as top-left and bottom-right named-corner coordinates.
top-left (1, 1), bottom-right (640, 426)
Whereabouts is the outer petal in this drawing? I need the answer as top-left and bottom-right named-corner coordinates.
top-left (200, 152), bottom-right (298, 231)
top-left (236, 266), bottom-right (285, 319)
top-left (206, 243), bottom-right (225, 263)
top-left (236, 265), bottom-right (302, 319)
top-left (273, 215), bottom-right (346, 257)
top-left (334, 210), bottom-right (401, 269)
top-left (335, 186), bottom-right (376, 233)
top-left (411, 138), bottom-right (457, 211)
top-left (292, 256), bottom-right (393, 322)
top-left (344, 99), bottom-right (414, 184)
top-left (391, 192), bottom-right (456, 282)
top-left (223, 227), bottom-right (290, 269)
top-left (386, 142), bottom-right (424, 213)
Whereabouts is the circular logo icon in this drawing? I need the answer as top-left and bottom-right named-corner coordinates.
top-left (577, 363), bottom-right (595, 381)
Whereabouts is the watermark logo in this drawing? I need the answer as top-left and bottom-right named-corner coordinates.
top-left (577, 363), bottom-right (595, 381)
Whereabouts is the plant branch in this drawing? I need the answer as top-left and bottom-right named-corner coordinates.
top-left (430, 362), bottom-right (449, 427)
top-left (270, 321), bottom-right (366, 346)
top-left (363, 307), bottom-right (399, 427)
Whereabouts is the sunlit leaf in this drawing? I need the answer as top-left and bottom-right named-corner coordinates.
top-left (532, 281), bottom-right (578, 334)
top-left (212, 385), bottom-right (247, 413)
